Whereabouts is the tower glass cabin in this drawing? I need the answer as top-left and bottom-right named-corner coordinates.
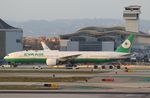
top-left (123, 5), bottom-right (141, 32)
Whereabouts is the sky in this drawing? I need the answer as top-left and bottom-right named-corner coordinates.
top-left (0, 0), bottom-right (149, 21)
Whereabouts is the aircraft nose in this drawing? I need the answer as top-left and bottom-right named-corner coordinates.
top-left (4, 56), bottom-right (8, 59)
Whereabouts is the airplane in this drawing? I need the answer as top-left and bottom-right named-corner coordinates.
top-left (4, 34), bottom-right (135, 68)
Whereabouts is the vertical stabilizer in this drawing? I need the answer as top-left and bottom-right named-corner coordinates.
top-left (41, 41), bottom-right (50, 51)
top-left (115, 34), bottom-right (135, 53)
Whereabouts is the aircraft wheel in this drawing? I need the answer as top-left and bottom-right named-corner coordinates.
top-left (101, 66), bottom-right (105, 69)
top-left (94, 65), bottom-right (98, 69)
top-left (13, 64), bottom-right (18, 67)
top-left (109, 66), bottom-right (113, 69)
top-left (117, 66), bottom-right (121, 69)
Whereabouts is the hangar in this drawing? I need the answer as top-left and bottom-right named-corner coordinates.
top-left (0, 19), bottom-right (23, 58)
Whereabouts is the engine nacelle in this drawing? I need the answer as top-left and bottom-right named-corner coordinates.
top-left (46, 58), bottom-right (57, 66)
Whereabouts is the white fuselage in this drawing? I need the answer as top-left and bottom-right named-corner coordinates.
top-left (4, 50), bottom-right (130, 64)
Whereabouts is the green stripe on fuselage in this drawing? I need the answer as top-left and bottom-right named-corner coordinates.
top-left (5, 58), bottom-right (46, 63)
top-left (5, 58), bottom-right (118, 64)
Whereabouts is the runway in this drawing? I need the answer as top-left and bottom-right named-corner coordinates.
top-left (0, 92), bottom-right (150, 98)
top-left (1, 68), bottom-right (150, 98)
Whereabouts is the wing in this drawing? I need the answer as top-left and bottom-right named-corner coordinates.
top-left (59, 54), bottom-right (81, 62)
top-left (120, 53), bottom-right (133, 58)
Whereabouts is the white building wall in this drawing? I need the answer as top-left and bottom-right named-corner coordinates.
top-left (60, 39), bottom-right (69, 51)
top-left (5, 32), bottom-right (23, 54)
top-left (136, 36), bottom-right (150, 44)
top-left (125, 20), bottom-right (139, 32)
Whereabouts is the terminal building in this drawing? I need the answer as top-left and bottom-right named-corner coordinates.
top-left (0, 19), bottom-right (23, 58)
top-left (60, 27), bottom-right (150, 52)
top-left (59, 5), bottom-right (150, 59)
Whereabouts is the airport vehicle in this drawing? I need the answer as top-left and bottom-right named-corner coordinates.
top-left (4, 34), bottom-right (135, 68)
top-left (1, 64), bottom-right (11, 68)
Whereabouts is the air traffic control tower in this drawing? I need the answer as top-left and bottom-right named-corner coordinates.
top-left (123, 5), bottom-right (141, 32)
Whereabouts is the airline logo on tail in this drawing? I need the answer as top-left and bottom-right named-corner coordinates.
top-left (121, 39), bottom-right (131, 49)
top-left (115, 34), bottom-right (135, 53)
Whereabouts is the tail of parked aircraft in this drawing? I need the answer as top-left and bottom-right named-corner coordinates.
top-left (41, 41), bottom-right (51, 51)
top-left (115, 34), bottom-right (135, 53)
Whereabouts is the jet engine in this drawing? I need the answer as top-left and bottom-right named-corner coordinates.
top-left (46, 58), bottom-right (57, 66)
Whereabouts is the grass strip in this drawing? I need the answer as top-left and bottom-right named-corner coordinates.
top-left (0, 85), bottom-right (56, 90)
top-left (0, 85), bottom-right (112, 90)
top-left (0, 69), bottom-right (110, 74)
top-left (0, 77), bottom-right (89, 82)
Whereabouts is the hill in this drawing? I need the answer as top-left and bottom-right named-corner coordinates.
top-left (6, 19), bottom-right (150, 37)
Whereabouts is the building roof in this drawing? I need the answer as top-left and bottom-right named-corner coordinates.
top-left (125, 5), bottom-right (141, 8)
top-left (60, 26), bottom-right (150, 39)
top-left (0, 18), bottom-right (22, 32)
